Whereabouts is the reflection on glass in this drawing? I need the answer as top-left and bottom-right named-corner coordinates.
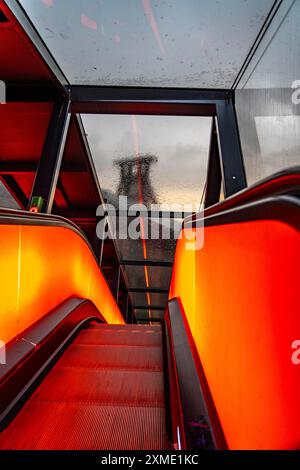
top-left (20, 0), bottom-right (274, 88)
top-left (236, 0), bottom-right (300, 185)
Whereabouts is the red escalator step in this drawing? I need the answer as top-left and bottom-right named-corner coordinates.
top-left (56, 344), bottom-right (163, 371)
top-left (0, 401), bottom-right (168, 450)
top-left (30, 367), bottom-right (165, 406)
top-left (0, 323), bottom-right (169, 450)
top-left (73, 328), bottom-right (162, 347)
top-left (88, 323), bottom-right (162, 331)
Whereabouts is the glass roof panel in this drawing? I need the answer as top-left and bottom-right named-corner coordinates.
top-left (19, 0), bottom-right (274, 88)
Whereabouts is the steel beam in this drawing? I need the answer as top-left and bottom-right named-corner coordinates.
top-left (216, 97), bottom-right (247, 197)
top-left (6, 84), bottom-right (61, 102)
top-left (136, 317), bottom-right (162, 323)
top-left (70, 86), bottom-right (227, 115)
top-left (71, 85), bottom-right (227, 103)
top-left (28, 99), bottom-right (71, 213)
top-left (134, 305), bottom-right (166, 311)
top-left (204, 117), bottom-right (222, 208)
top-left (120, 259), bottom-right (173, 267)
top-left (128, 287), bottom-right (168, 294)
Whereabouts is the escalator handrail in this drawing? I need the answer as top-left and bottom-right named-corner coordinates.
top-left (166, 298), bottom-right (226, 449)
top-left (0, 207), bottom-right (89, 240)
top-left (0, 298), bottom-right (104, 428)
top-left (185, 166), bottom-right (300, 224)
top-left (185, 194), bottom-right (300, 231)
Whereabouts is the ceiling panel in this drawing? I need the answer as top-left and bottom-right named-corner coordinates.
top-left (19, 0), bottom-right (275, 88)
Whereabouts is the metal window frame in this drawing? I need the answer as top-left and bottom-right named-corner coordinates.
top-left (69, 85), bottom-right (247, 197)
top-left (28, 99), bottom-right (71, 213)
top-left (215, 96), bottom-right (247, 197)
top-left (204, 117), bottom-right (222, 208)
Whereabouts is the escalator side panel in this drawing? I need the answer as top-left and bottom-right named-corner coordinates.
top-left (170, 197), bottom-right (300, 449)
top-left (0, 220), bottom-right (124, 349)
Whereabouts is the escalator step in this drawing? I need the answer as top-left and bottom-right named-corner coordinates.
top-left (73, 327), bottom-right (162, 347)
top-left (0, 323), bottom-right (169, 450)
top-left (0, 401), bottom-right (168, 450)
top-left (88, 322), bottom-right (162, 331)
top-left (56, 344), bottom-right (163, 371)
top-left (30, 367), bottom-right (165, 405)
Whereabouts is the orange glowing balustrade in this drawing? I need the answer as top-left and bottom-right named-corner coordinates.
top-left (169, 214), bottom-right (300, 449)
top-left (0, 220), bottom-right (124, 345)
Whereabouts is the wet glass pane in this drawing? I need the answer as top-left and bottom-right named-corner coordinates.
top-left (0, 181), bottom-right (20, 209)
top-left (135, 310), bottom-right (150, 323)
top-left (131, 292), bottom-right (148, 306)
top-left (115, 217), bottom-right (181, 262)
top-left (20, 0), bottom-right (274, 88)
top-left (149, 293), bottom-right (169, 305)
top-left (83, 113), bottom-right (207, 316)
top-left (125, 265), bottom-right (172, 290)
top-left (82, 114), bottom-right (211, 208)
top-left (116, 236), bottom-right (176, 262)
top-left (236, 0), bottom-right (300, 185)
top-left (130, 292), bottom-right (168, 307)
top-left (135, 310), bottom-right (164, 323)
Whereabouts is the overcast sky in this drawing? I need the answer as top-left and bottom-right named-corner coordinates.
top-left (82, 114), bottom-right (212, 210)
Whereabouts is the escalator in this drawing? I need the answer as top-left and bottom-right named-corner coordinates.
top-left (0, 203), bottom-right (215, 450)
top-left (1, 169), bottom-right (300, 450)
top-left (0, 322), bottom-right (169, 450)
top-left (0, 295), bottom-right (215, 450)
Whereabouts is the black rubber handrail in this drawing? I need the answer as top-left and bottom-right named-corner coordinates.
top-left (0, 298), bottom-right (104, 428)
top-left (0, 207), bottom-right (86, 237)
top-left (186, 195), bottom-right (300, 231)
top-left (185, 166), bottom-right (300, 224)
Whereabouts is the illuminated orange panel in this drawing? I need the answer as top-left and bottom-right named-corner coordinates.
top-left (0, 223), bottom-right (124, 346)
top-left (171, 220), bottom-right (300, 449)
top-left (169, 229), bottom-right (196, 332)
top-left (0, 226), bottom-right (20, 344)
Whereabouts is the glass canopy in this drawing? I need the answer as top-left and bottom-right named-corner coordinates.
top-left (19, 0), bottom-right (275, 88)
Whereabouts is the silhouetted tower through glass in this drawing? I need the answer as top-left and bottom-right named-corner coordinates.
top-left (114, 154), bottom-right (158, 206)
